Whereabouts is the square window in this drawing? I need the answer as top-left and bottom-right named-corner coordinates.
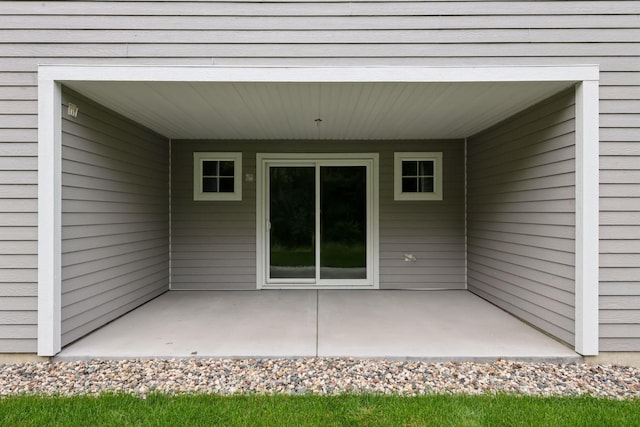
top-left (394, 152), bottom-right (443, 201)
top-left (193, 152), bottom-right (242, 201)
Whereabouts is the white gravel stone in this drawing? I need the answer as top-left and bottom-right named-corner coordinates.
top-left (0, 358), bottom-right (638, 399)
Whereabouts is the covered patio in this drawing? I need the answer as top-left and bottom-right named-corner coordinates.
top-left (38, 65), bottom-right (599, 359)
top-left (56, 290), bottom-right (579, 362)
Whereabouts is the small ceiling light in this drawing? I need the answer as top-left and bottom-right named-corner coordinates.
top-left (314, 118), bottom-right (323, 127)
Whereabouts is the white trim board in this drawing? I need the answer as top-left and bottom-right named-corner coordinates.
top-left (37, 78), bottom-right (62, 356)
top-left (574, 81), bottom-right (600, 356)
top-left (39, 65), bottom-right (599, 83)
top-left (37, 64), bottom-right (599, 356)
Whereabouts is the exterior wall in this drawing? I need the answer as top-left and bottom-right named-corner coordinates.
top-left (0, 1), bottom-right (638, 351)
top-left (467, 90), bottom-right (576, 346)
top-left (171, 140), bottom-right (465, 290)
top-left (60, 88), bottom-right (169, 346)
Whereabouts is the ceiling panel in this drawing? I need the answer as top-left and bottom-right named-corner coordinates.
top-left (64, 80), bottom-right (574, 140)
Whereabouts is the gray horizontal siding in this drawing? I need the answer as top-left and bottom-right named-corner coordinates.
top-left (171, 140), bottom-right (254, 290)
top-left (60, 88), bottom-right (169, 346)
top-left (0, 87), bottom-right (36, 349)
top-left (5, 29), bottom-right (640, 44)
top-left (6, 43), bottom-right (640, 59)
top-left (0, 64), bottom-right (39, 351)
top-left (467, 90), bottom-right (576, 347)
top-left (379, 140), bottom-right (465, 289)
top-left (171, 140), bottom-right (465, 290)
top-left (3, 1), bottom-right (640, 15)
top-left (0, 0), bottom-right (637, 351)
top-left (599, 56), bottom-right (640, 350)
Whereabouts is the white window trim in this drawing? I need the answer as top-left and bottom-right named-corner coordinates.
top-left (394, 152), bottom-right (443, 201)
top-left (38, 65), bottom-right (599, 356)
top-left (193, 152), bottom-right (242, 201)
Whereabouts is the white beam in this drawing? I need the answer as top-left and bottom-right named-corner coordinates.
top-left (38, 65), bottom-right (600, 84)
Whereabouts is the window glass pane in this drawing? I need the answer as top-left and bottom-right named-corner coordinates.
top-left (219, 177), bottom-right (234, 193)
top-left (320, 166), bottom-right (367, 280)
top-left (219, 160), bottom-right (234, 176)
top-left (402, 177), bottom-right (417, 193)
top-left (418, 160), bottom-right (434, 176)
top-left (419, 177), bottom-right (434, 192)
top-left (270, 167), bottom-right (316, 279)
top-left (402, 160), bottom-right (417, 176)
top-left (202, 160), bottom-right (218, 176)
top-left (202, 177), bottom-right (218, 192)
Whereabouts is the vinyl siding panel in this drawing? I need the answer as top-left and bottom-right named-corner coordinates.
top-left (0, 0), bottom-right (637, 351)
top-left (600, 54), bottom-right (640, 352)
top-left (467, 90), bottom-right (576, 347)
top-left (171, 140), bottom-right (465, 290)
top-left (3, 1), bottom-right (640, 15)
top-left (60, 88), bottom-right (169, 346)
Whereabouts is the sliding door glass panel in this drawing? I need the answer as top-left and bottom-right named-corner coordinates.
top-left (269, 166), bottom-right (316, 279)
top-left (320, 166), bottom-right (367, 279)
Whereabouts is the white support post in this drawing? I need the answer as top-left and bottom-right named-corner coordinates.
top-left (575, 80), bottom-right (600, 356)
top-left (37, 77), bottom-right (62, 356)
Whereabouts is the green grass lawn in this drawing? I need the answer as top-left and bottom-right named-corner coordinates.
top-left (271, 243), bottom-right (365, 268)
top-left (1, 394), bottom-right (638, 427)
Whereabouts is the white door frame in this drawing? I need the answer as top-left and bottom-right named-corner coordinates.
top-left (38, 65), bottom-right (599, 356)
top-left (257, 153), bottom-right (380, 289)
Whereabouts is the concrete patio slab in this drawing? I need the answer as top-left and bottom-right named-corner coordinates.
top-left (57, 291), bottom-right (318, 359)
top-left (57, 290), bottom-right (580, 362)
top-left (317, 290), bottom-right (579, 362)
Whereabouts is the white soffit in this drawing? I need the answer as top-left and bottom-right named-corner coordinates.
top-left (63, 80), bottom-right (574, 140)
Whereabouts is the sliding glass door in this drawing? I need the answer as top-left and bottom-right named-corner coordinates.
top-left (263, 157), bottom-right (374, 288)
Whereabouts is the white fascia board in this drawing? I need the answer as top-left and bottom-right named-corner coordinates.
top-left (575, 79), bottom-right (600, 356)
top-left (37, 65), bottom-right (599, 84)
top-left (37, 76), bottom-right (62, 356)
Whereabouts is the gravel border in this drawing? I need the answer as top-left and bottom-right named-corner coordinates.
top-left (1, 358), bottom-right (638, 399)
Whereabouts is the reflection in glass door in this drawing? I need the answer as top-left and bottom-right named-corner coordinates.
top-left (320, 166), bottom-right (366, 279)
top-left (266, 161), bottom-right (371, 286)
top-left (269, 166), bottom-right (315, 279)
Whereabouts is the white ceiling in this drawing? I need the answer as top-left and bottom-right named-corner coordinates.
top-left (64, 80), bottom-right (574, 140)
